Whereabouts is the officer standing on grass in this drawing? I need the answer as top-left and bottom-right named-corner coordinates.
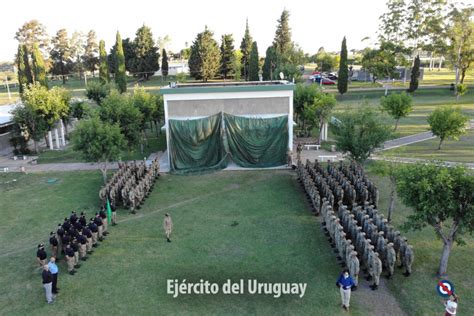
top-left (36, 244), bottom-right (47, 268)
top-left (164, 213), bottom-right (173, 242)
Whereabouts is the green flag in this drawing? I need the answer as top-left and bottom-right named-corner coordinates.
top-left (106, 198), bottom-right (112, 224)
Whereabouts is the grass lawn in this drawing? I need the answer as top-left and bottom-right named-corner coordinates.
top-left (0, 170), bottom-right (373, 315)
top-left (333, 88), bottom-right (474, 137)
top-left (36, 132), bottom-right (167, 164)
top-left (379, 130), bottom-right (474, 163)
top-left (366, 166), bottom-right (474, 316)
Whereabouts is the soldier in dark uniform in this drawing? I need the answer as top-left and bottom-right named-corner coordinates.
top-left (49, 232), bottom-right (59, 259)
top-left (65, 244), bottom-right (76, 275)
top-left (56, 224), bottom-right (65, 254)
top-left (82, 226), bottom-right (93, 254)
top-left (77, 231), bottom-right (88, 261)
top-left (99, 208), bottom-right (109, 236)
top-left (69, 211), bottom-right (78, 225)
top-left (79, 212), bottom-right (87, 227)
top-left (88, 219), bottom-right (99, 247)
top-left (62, 218), bottom-right (71, 232)
top-left (36, 244), bottom-right (47, 268)
top-left (94, 214), bottom-right (104, 241)
top-left (70, 238), bottom-right (81, 269)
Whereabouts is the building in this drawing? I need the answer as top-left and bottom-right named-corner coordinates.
top-left (159, 81), bottom-right (295, 174)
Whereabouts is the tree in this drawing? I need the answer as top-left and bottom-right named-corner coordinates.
top-left (99, 90), bottom-right (143, 149)
top-left (361, 44), bottom-right (399, 82)
top-left (408, 55), bottom-right (421, 92)
top-left (31, 43), bottom-right (48, 88)
top-left (10, 103), bottom-right (48, 153)
top-left (303, 92), bottom-right (337, 143)
top-left (293, 83), bottom-right (320, 134)
top-left (220, 34), bottom-right (234, 80)
top-left (378, 0), bottom-right (407, 45)
top-left (369, 160), bottom-right (398, 223)
top-left (83, 30), bottom-right (99, 76)
top-left (131, 25), bottom-right (160, 80)
top-left (16, 45), bottom-right (32, 94)
top-left (99, 40), bottom-right (110, 84)
top-left (273, 9), bottom-right (292, 60)
top-left (262, 46), bottom-right (277, 81)
top-left (338, 37), bottom-right (349, 95)
top-left (331, 106), bottom-right (392, 162)
top-left (248, 42), bottom-right (259, 81)
top-left (69, 31), bottom-right (86, 78)
top-left (380, 92), bottom-right (413, 131)
top-left (396, 162), bottom-right (474, 276)
top-left (189, 27), bottom-right (220, 81)
top-left (115, 31), bottom-right (127, 93)
top-left (427, 105), bottom-right (469, 150)
top-left (50, 29), bottom-right (71, 84)
top-left (240, 19), bottom-right (253, 80)
top-left (232, 50), bottom-right (243, 81)
top-left (130, 86), bottom-right (158, 152)
top-left (85, 81), bottom-right (112, 105)
top-left (15, 20), bottom-right (49, 52)
top-left (161, 49), bottom-right (169, 79)
top-left (72, 117), bottom-right (126, 183)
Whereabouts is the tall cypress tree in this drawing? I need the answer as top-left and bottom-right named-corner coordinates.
top-left (240, 19), bottom-right (253, 81)
top-left (220, 34), bottom-right (234, 80)
top-left (248, 41), bottom-right (260, 81)
top-left (273, 9), bottom-right (292, 59)
top-left (188, 27), bottom-right (220, 82)
top-left (23, 45), bottom-right (34, 85)
top-left (408, 55), bottom-right (420, 93)
top-left (161, 49), bottom-right (169, 79)
top-left (115, 31), bottom-right (127, 93)
top-left (99, 40), bottom-right (110, 84)
top-left (132, 25), bottom-right (160, 80)
top-left (31, 42), bottom-right (48, 88)
top-left (337, 37), bottom-right (348, 95)
top-left (262, 46), bottom-right (277, 81)
top-left (16, 45), bottom-right (29, 94)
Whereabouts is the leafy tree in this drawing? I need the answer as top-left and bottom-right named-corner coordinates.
top-left (331, 106), bottom-right (392, 162)
top-left (273, 9), bottom-right (292, 61)
top-left (108, 38), bottom-right (135, 74)
top-left (248, 42), bottom-right (259, 81)
top-left (337, 37), bottom-right (348, 95)
top-left (302, 92), bottom-right (337, 143)
top-left (115, 31), bottom-right (127, 93)
top-left (361, 44), bottom-right (399, 82)
top-left (396, 162), bottom-right (474, 275)
top-left (262, 46), bottom-right (277, 80)
top-left (10, 102), bottom-right (48, 153)
top-left (99, 90), bottom-right (143, 148)
top-left (31, 43), bottom-right (48, 88)
top-left (240, 19), bottom-right (253, 80)
top-left (99, 40), bottom-right (110, 84)
top-left (161, 49), bottom-right (169, 79)
top-left (189, 27), bottom-right (221, 81)
top-left (85, 81), bottom-right (112, 105)
top-left (130, 86), bottom-right (158, 152)
top-left (70, 101), bottom-right (92, 120)
top-left (69, 31), bottom-right (86, 77)
top-left (293, 83), bottom-right (320, 134)
top-left (314, 52), bottom-right (338, 72)
top-left (369, 160), bottom-right (398, 222)
top-left (408, 55), bottom-right (421, 93)
top-left (16, 45), bottom-right (32, 93)
top-left (50, 29), bottom-right (71, 84)
top-left (72, 116), bottom-right (126, 183)
top-left (220, 34), bottom-right (235, 79)
top-left (83, 30), bottom-right (99, 76)
top-left (232, 50), bottom-right (243, 81)
top-left (131, 25), bottom-right (160, 80)
top-left (378, 0), bottom-right (407, 45)
top-left (15, 20), bottom-right (49, 52)
top-left (380, 92), bottom-right (413, 131)
top-left (427, 105), bottom-right (469, 149)
top-left (456, 83), bottom-right (468, 101)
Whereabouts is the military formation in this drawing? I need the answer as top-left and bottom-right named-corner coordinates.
top-left (297, 159), bottom-right (414, 290)
top-left (99, 159), bottom-right (160, 214)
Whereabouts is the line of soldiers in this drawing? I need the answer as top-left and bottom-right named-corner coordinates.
top-left (37, 210), bottom-right (110, 276)
top-left (99, 159), bottom-right (160, 214)
top-left (297, 159), bottom-right (414, 291)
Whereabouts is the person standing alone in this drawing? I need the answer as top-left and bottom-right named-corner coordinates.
top-left (41, 265), bottom-right (54, 304)
top-left (336, 268), bottom-right (354, 311)
top-left (164, 213), bottom-right (173, 242)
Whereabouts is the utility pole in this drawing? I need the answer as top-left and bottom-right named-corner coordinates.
top-left (5, 78), bottom-right (11, 100)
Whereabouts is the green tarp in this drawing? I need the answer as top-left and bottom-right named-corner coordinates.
top-left (168, 113), bottom-right (227, 174)
top-left (224, 114), bottom-right (288, 168)
top-left (168, 113), bottom-right (289, 173)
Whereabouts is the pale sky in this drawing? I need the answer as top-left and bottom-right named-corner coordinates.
top-left (0, 0), bottom-right (389, 62)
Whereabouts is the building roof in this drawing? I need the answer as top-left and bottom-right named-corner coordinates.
top-left (160, 80), bottom-right (295, 95)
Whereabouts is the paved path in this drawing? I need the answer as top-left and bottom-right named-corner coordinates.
top-left (371, 155), bottom-right (474, 169)
top-left (379, 131), bottom-right (436, 151)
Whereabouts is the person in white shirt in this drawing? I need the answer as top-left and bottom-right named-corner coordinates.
top-left (444, 294), bottom-right (458, 316)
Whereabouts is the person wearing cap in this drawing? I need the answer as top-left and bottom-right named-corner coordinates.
top-left (348, 251), bottom-right (360, 290)
top-left (49, 232), bottom-right (59, 259)
top-left (65, 244), bottom-right (76, 275)
top-left (36, 244), bottom-right (47, 268)
top-left (164, 213), bottom-right (173, 242)
top-left (56, 224), bottom-right (65, 254)
top-left (403, 244), bottom-right (414, 277)
top-left (41, 264), bottom-right (54, 304)
top-left (69, 211), bottom-right (78, 225)
top-left (47, 257), bottom-right (59, 294)
top-left (370, 252), bottom-right (382, 290)
top-left (111, 204), bottom-right (117, 226)
top-left (82, 225), bottom-right (93, 254)
top-left (70, 239), bottom-right (80, 269)
top-left (94, 214), bottom-right (104, 241)
top-left (336, 268), bottom-right (355, 311)
top-left (99, 208), bottom-right (108, 236)
top-left (77, 231), bottom-right (88, 261)
top-left (443, 294), bottom-right (458, 316)
top-left (88, 219), bottom-right (99, 247)
top-left (79, 212), bottom-right (87, 227)
top-left (386, 242), bottom-right (396, 279)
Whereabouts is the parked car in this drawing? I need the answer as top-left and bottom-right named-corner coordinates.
top-left (311, 75), bottom-right (336, 85)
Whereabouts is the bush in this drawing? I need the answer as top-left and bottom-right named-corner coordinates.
top-left (71, 101), bottom-right (92, 120)
top-left (85, 82), bottom-right (112, 105)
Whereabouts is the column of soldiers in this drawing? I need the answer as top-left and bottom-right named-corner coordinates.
top-left (297, 159), bottom-right (414, 291)
top-left (38, 209), bottom-right (109, 277)
top-left (99, 159), bottom-right (160, 214)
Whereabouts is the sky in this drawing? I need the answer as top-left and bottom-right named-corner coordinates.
top-left (0, 0), bottom-right (388, 62)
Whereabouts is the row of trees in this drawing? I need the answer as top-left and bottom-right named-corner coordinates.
top-left (188, 10), bottom-right (305, 82)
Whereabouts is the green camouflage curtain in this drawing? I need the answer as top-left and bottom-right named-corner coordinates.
top-left (168, 113), bottom-right (227, 174)
top-left (224, 114), bottom-right (288, 168)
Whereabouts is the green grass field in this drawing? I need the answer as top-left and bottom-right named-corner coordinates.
top-left (1, 167), bottom-right (473, 315)
top-left (380, 130), bottom-right (474, 163)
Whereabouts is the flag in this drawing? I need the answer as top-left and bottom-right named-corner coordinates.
top-left (106, 198), bottom-right (112, 224)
